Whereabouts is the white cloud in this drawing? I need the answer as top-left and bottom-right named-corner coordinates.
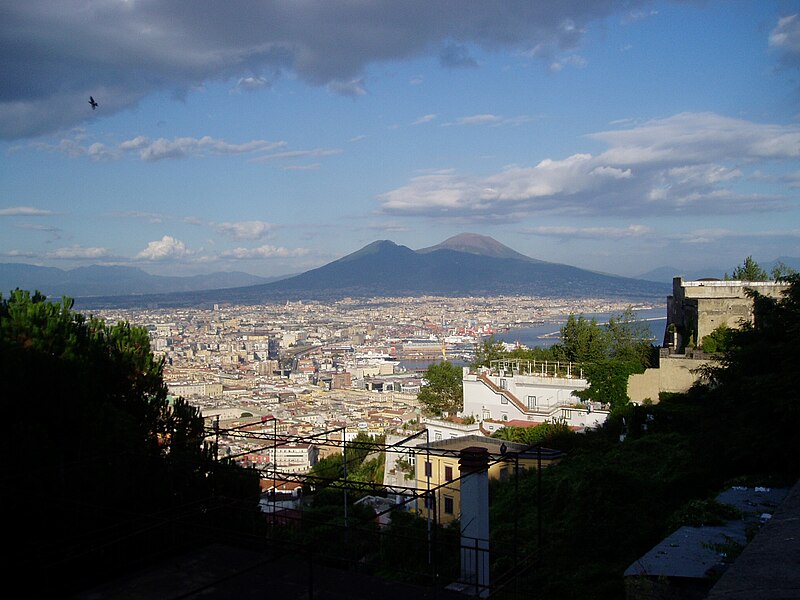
top-left (27, 132), bottom-right (287, 162)
top-left (131, 136), bottom-right (286, 161)
top-left (136, 236), bottom-right (191, 261)
top-left (118, 136), bottom-right (149, 152)
top-left (234, 76), bottom-right (270, 92)
top-left (2, 249), bottom-right (39, 258)
top-left (220, 245), bottom-right (309, 259)
top-left (770, 14), bottom-right (800, 56)
top-left (378, 112), bottom-right (800, 220)
top-left (668, 228), bottom-right (800, 245)
top-left (0, 206), bottom-right (53, 217)
top-left (215, 220), bottom-right (273, 240)
top-left (456, 114), bottom-right (502, 126)
top-left (413, 114), bottom-right (438, 125)
top-left (525, 224), bottom-right (653, 239)
top-left (590, 112), bottom-right (800, 165)
top-left (48, 246), bottom-right (110, 259)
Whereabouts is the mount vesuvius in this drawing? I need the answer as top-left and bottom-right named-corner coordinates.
top-left (76, 233), bottom-right (668, 309)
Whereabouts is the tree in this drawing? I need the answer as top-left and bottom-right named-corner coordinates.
top-left (727, 255), bottom-right (768, 281)
top-left (700, 323), bottom-right (733, 353)
top-left (471, 335), bottom-right (505, 368)
top-left (771, 261), bottom-right (798, 281)
top-left (552, 314), bottom-right (607, 363)
top-left (417, 360), bottom-right (464, 415)
top-left (574, 358), bottom-right (642, 410)
top-left (2, 290), bottom-right (259, 591)
top-left (605, 307), bottom-right (654, 367)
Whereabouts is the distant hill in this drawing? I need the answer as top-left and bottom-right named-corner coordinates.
top-left (0, 263), bottom-right (276, 298)
top-left (636, 256), bottom-right (800, 284)
top-left (76, 233), bottom-right (668, 309)
top-left (634, 266), bottom-right (720, 284)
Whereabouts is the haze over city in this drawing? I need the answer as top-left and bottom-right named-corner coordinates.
top-left (2, 1), bottom-right (799, 280)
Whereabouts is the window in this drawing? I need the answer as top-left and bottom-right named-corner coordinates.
top-left (444, 495), bottom-right (454, 515)
top-left (499, 378), bottom-right (507, 390)
top-left (424, 461), bottom-right (432, 477)
top-left (527, 395), bottom-right (537, 409)
top-left (445, 465), bottom-right (453, 481)
top-left (502, 413), bottom-right (508, 421)
top-left (501, 395), bottom-right (508, 404)
top-left (499, 467), bottom-right (508, 482)
top-left (434, 431), bottom-right (442, 441)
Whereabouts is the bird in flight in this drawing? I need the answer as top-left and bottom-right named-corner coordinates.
top-left (89, 96), bottom-right (98, 110)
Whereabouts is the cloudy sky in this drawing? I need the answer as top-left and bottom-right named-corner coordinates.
top-left (2, 0), bottom-right (799, 279)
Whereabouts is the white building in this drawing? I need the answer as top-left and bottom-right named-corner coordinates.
top-left (266, 443), bottom-right (319, 473)
top-left (462, 359), bottom-right (609, 431)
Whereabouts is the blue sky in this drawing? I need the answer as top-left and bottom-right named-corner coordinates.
top-left (2, 1), bottom-right (799, 279)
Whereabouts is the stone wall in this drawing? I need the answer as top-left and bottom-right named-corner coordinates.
top-left (627, 353), bottom-right (716, 404)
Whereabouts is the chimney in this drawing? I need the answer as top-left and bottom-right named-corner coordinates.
top-left (458, 446), bottom-right (490, 597)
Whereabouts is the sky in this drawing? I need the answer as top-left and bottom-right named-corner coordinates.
top-left (2, 0), bottom-right (800, 280)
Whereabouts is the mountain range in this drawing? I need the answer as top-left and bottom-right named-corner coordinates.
top-left (8, 234), bottom-right (797, 310)
top-left (61, 233), bottom-right (670, 309)
top-left (0, 263), bottom-right (276, 298)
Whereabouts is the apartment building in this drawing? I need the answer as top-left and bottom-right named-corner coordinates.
top-left (413, 435), bottom-right (562, 524)
top-left (462, 360), bottom-right (608, 431)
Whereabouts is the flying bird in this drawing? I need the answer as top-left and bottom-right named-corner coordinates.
top-left (89, 96), bottom-right (98, 110)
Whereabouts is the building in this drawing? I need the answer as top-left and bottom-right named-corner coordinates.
top-left (167, 381), bottom-right (223, 398)
top-left (423, 416), bottom-right (483, 442)
top-left (665, 277), bottom-right (789, 351)
top-left (462, 359), bottom-right (608, 431)
top-left (628, 277), bottom-right (790, 403)
top-left (413, 435), bottom-right (562, 524)
top-left (265, 443), bottom-right (319, 473)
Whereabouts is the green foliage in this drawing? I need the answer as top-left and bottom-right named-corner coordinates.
top-left (700, 323), bottom-right (733, 353)
top-left (727, 255), bottom-right (769, 281)
top-left (486, 277), bottom-right (800, 598)
top-left (417, 360), bottom-right (464, 415)
top-left (473, 309), bottom-right (653, 408)
top-left (2, 290), bottom-right (260, 591)
top-left (605, 307), bottom-right (653, 366)
top-left (471, 335), bottom-right (505, 367)
top-left (492, 419), bottom-right (577, 451)
top-left (771, 260), bottom-right (797, 281)
top-left (306, 432), bottom-right (385, 492)
top-left (552, 314), bottom-right (606, 363)
top-left (574, 359), bottom-right (644, 411)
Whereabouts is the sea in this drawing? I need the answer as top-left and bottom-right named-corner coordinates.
top-left (493, 307), bottom-right (667, 349)
top-left (397, 307), bottom-right (667, 371)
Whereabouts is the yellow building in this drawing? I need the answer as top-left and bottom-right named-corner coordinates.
top-left (413, 435), bottom-right (562, 524)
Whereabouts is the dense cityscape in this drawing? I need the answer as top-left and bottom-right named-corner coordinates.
top-left (4, 2), bottom-right (799, 598)
top-left (94, 295), bottom-right (655, 460)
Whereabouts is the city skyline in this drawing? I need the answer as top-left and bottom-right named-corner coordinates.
top-left (2, 1), bottom-right (799, 279)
